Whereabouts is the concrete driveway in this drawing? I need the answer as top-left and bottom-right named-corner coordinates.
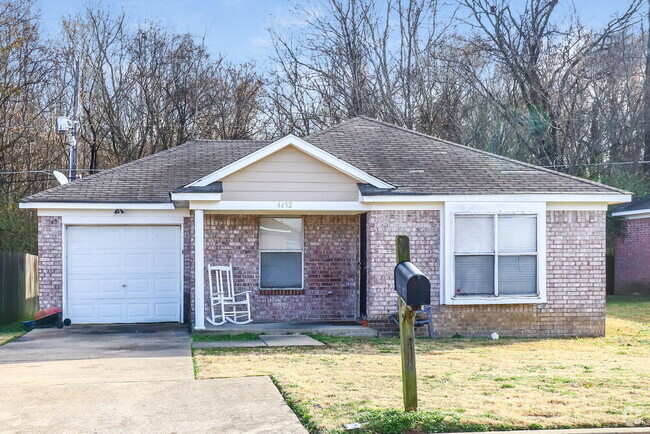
top-left (0, 325), bottom-right (305, 433)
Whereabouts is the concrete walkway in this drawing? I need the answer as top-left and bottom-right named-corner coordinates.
top-left (198, 320), bottom-right (378, 337)
top-left (0, 325), bottom-right (306, 433)
top-left (193, 334), bottom-right (325, 348)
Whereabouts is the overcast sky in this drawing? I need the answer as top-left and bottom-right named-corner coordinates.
top-left (37, 0), bottom-right (640, 64)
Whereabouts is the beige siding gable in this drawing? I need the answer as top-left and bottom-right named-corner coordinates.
top-left (220, 146), bottom-right (361, 201)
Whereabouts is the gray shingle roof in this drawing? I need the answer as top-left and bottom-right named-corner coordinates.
top-left (612, 194), bottom-right (650, 214)
top-left (305, 117), bottom-right (627, 195)
top-left (22, 140), bottom-right (270, 203)
top-left (22, 116), bottom-right (627, 204)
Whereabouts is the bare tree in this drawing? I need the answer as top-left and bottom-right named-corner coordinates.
top-left (457, 0), bottom-right (643, 168)
top-left (56, 4), bottom-right (265, 168)
top-left (0, 0), bottom-right (65, 201)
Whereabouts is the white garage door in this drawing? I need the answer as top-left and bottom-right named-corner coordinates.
top-left (66, 226), bottom-right (182, 323)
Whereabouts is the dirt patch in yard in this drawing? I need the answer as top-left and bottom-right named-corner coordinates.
top-left (194, 295), bottom-right (650, 432)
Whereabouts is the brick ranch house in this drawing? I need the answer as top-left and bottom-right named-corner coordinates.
top-left (20, 117), bottom-right (631, 337)
top-left (612, 195), bottom-right (650, 294)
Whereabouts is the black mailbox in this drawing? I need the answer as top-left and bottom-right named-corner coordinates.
top-left (394, 261), bottom-right (431, 306)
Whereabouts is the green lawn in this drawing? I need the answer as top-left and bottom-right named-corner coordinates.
top-left (194, 295), bottom-right (650, 433)
top-left (607, 294), bottom-right (650, 325)
top-left (0, 321), bottom-right (27, 346)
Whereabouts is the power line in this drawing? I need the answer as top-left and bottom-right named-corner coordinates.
top-left (2, 160), bottom-right (650, 177)
top-left (542, 161), bottom-right (650, 168)
top-left (0, 178), bottom-right (53, 183)
top-left (0, 169), bottom-right (103, 175)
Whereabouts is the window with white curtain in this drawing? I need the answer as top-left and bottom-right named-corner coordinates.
top-left (454, 214), bottom-right (537, 297)
top-left (259, 217), bottom-right (303, 289)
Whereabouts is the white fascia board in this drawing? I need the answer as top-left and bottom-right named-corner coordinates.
top-left (361, 193), bottom-right (631, 204)
top-left (616, 212), bottom-right (650, 220)
top-left (170, 192), bottom-right (222, 202)
top-left (185, 134), bottom-right (394, 190)
top-left (37, 208), bottom-right (189, 225)
top-left (192, 200), bottom-right (444, 213)
top-left (19, 202), bottom-right (176, 210)
top-left (611, 209), bottom-right (650, 218)
top-left (547, 202), bottom-right (609, 211)
top-left (190, 200), bottom-right (368, 212)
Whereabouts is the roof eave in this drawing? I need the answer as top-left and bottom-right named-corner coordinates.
top-left (19, 201), bottom-right (175, 209)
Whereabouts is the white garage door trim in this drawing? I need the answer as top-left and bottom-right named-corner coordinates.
top-left (64, 225), bottom-right (183, 324)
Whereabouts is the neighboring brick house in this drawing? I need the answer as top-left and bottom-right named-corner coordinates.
top-left (21, 117), bottom-right (630, 337)
top-left (612, 196), bottom-right (650, 295)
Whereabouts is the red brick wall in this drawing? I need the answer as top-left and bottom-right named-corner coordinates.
top-left (614, 217), bottom-right (650, 294)
top-left (35, 208), bottom-right (607, 335)
top-left (201, 214), bottom-right (359, 322)
top-left (366, 210), bottom-right (439, 320)
top-left (37, 216), bottom-right (63, 309)
top-left (35, 213), bottom-right (358, 324)
top-left (366, 210), bottom-right (607, 337)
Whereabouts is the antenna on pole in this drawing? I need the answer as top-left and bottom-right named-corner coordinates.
top-left (57, 57), bottom-right (81, 182)
top-left (70, 58), bottom-right (81, 182)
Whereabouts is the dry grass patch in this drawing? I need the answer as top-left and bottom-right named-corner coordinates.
top-left (194, 296), bottom-right (650, 432)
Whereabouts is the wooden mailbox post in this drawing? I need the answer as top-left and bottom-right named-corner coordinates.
top-left (394, 235), bottom-right (431, 412)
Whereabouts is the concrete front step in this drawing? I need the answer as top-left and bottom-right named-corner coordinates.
top-left (193, 334), bottom-right (326, 349)
top-left (196, 321), bottom-right (378, 337)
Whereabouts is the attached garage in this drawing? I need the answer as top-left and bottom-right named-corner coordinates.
top-left (66, 225), bottom-right (182, 324)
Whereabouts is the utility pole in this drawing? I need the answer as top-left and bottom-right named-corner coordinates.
top-left (69, 58), bottom-right (81, 181)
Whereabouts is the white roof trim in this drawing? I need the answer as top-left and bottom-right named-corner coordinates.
top-left (185, 134), bottom-right (394, 189)
top-left (170, 192), bottom-right (222, 202)
top-left (19, 202), bottom-right (176, 210)
top-left (611, 208), bottom-right (650, 217)
top-left (361, 193), bottom-right (631, 204)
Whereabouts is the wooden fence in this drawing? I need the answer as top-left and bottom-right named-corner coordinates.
top-left (0, 251), bottom-right (38, 325)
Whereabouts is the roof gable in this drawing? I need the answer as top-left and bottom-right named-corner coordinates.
top-left (219, 146), bottom-right (361, 202)
top-left (185, 134), bottom-right (394, 190)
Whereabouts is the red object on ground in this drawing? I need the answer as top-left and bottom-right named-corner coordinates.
top-left (34, 307), bottom-right (62, 321)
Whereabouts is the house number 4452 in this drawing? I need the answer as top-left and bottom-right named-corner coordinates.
top-left (277, 201), bottom-right (292, 209)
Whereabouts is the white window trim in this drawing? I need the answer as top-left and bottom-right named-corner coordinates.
top-left (259, 217), bottom-right (305, 290)
top-left (442, 202), bottom-right (547, 305)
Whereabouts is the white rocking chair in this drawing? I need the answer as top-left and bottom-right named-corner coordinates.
top-left (205, 264), bottom-right (253, 326)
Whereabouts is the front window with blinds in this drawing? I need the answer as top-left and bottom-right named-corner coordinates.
top-left (454, 214), bottom-right (537, 297)
top-left (259, 217), bottom-right (303, 289)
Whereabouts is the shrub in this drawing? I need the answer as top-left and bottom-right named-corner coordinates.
top-left (0, 202), bottom-right (37, 254)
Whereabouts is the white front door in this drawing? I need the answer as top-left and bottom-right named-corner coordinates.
top-left (66, 225), bottom-right (182, 323)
